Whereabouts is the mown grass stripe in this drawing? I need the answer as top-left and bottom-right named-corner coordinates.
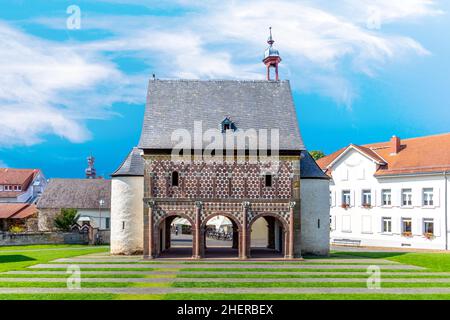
top-left (0, 281), bottom-right (171, 288)
top-left (171, 282), bottom-right (450, 289)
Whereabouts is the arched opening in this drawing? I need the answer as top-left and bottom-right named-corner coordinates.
top-left (202, 214), bottom-right (240, 259)
top-left (249, 214), bottom-right (287, 258)
top-left (157, 214), bottom-right (194, 258)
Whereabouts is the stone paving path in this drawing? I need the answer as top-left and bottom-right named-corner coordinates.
top-left (29, 263), bottom-right (422, 270)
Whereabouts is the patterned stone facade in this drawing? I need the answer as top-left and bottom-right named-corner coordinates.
top-left (142, 155), bottom-right (302, 259)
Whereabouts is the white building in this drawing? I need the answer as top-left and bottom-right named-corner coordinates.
top-left (318, 133), bottom-right (450, 250)
top-left (0, 168), bottom-right (47, 203)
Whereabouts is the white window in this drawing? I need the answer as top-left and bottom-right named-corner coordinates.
top-left (342, 190), bottom-right (351, 207)
top-left (382, 217), bottom-right (392, 233)
top-left (0, 185), bottom-right (3, 191)
top-left (423, 188), bottom-right (434, 206)
top-left (423, 219), bottom-right (434, 235)
top-left (362, 190), bottom-right (372, 207)
top-left (382, 189), bottom-right (392, 206)
top-left (402, 218), bottom-right (412, 236)
top-left (402, 189), bottom-right (412, 206)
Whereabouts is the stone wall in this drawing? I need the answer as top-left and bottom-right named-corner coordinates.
top-left (38, 208), bottom-right (61, 231)
top-left (0, 232), bottom-right (89, 246)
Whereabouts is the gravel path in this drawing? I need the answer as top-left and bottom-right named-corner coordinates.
top-left (2, 277), bottom-right (450, 283)
top-left (53, 258), bottom-right (399, 265)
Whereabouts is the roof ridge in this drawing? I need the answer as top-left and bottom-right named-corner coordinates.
top-left (361, 132), bottom-right (450, 147)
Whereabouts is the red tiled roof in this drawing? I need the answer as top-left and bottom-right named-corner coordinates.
top-left (317, 133), bottom-right (450, 177)
top-left (0, 168), bottom-right (38, 186)
top-left (0, 203), bottom-right (37, 219)
top-left (10, 204), bottom-right (38, 219)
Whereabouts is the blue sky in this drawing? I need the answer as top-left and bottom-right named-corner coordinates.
top-left (0, 0), bottom-right (449, 178)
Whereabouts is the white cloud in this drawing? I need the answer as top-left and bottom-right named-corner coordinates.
top-left (1, 0), bottom-right (443, 147)
top-left (0, 22), bottom-right (144, 147)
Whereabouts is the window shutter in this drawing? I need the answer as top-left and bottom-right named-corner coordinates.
top-left (342, 215), bottom-right (351, 232)
top-left (331, 215), bottom-right (336, 230)
top-left (362, 215), bottom-right (372, 233)
top-left (331, 191), bottom-right (336, 207)
top-left (392, 188), bottom-right (400, 207)
top-left (377, 217), bottom-right (383, 233)
top-left (355, 189), bottom-right (362, 207)
top-left (434, 218), bottom-right (441, 237)
top-left (413, 188), bottom-right (422, 207)
top-left (392, 217), bottom-right (400, 234)
top-left (351, 190), bottom-right (356, 207)
top-left (376, 189), bottom-right (382, 206)
top-left (371, 190), bottom-right (376, 207)
top-left (413, 217), bottom-right (422, 235)
top-left (336, 190), bottom-right (342, 206)
top-left (434, 187), bottom-right (440, 207)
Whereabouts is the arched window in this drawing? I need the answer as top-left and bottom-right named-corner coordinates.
top-left (172, 171), bottom-right (179, 187)
top-left (265, 174), bottom-right (272, 187)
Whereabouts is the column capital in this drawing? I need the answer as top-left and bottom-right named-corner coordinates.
top-left (289, 201), bottom-right (296, 208)
top-left (145, 200), bottom-right (156, 209)
top-left (195, 201), bottom-right (203, 209)
top-left (242, 201), bottom-right (251, 209)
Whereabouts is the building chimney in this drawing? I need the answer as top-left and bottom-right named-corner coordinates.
top-left (390, 135), bottom-right (401, 154)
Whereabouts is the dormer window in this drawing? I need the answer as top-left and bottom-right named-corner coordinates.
top-left (221, 117), bottom-right (236, 133)
top-left (171, 171), bottom-right (179, 187)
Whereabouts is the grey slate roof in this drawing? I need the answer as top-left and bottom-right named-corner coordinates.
top-left (112, 147), bottom-right (145, 177)
top-left (138, 80), bottom-right (305, 151)
top-left (300, 151), bottom-right (330, 180)
top-left (37, 179), bottom-right (111, 209)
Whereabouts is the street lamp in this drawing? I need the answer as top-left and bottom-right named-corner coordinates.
top-left (98, 199), bottom-right (105, 230)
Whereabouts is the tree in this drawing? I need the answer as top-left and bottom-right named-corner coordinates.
top-left (54, 208), bottom-right (79, 231)
top-left (309, 150), bottom-right (326, 161)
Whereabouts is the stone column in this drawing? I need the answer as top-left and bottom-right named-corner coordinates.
top-left (143, 200), bottom-right (155, 259)
top-left (241, 201), bottom-right (250, 259)
top-left (193, 201), bottom-right (203, 259)
top-left (286, 201), bottom-right (296, 259)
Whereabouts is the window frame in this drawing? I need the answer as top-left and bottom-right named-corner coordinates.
top-left (401, 188), bottom-right (413, 207)
top-left (171, 171), bottom-right (179, 187)
top-left (381, 189), bottom-right (392, 206)
top-left (342, 190), bottom-right (351, 207)
top-left (382, 217), bottom-right (392, 234)
top-left (362, 189), bottom-right (372, 207)
top-left (423, 218), bottom-right (434, 235)
top-left (423, 188), bottom-right (434, 207)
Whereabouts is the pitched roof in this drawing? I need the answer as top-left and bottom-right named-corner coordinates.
top-left (0, 168), bottom-right (40, 198)
top-left (0, 203), bottom-right (37, 219)
top-left (112, 147), bottom-right (145, 177)
top-left (300, 151), bottom-right (330, 180)
top-left (37, 179), bottom-right (111, 209)
top-left (317, 133), bottom-right (450, 177)
top-left (138, 80), bottom-right (305, 151)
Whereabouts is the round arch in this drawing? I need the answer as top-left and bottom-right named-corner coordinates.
top-left (200, 212), bottom-right (242, 258)
top-left (155, 212), bottom-right (196, 258)
top-left (248, 212), bottom-right (289, 258)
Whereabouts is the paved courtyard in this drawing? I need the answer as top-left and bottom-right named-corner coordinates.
top-left (3, 250), bottom-right (450, 299)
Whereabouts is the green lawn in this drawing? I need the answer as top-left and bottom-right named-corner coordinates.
top-left (333, 251), bottom-right (450, 272)
top-left (2, 245), bottom-right (450, 300)
top-left (0, 244), bottom-right (108, 273)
